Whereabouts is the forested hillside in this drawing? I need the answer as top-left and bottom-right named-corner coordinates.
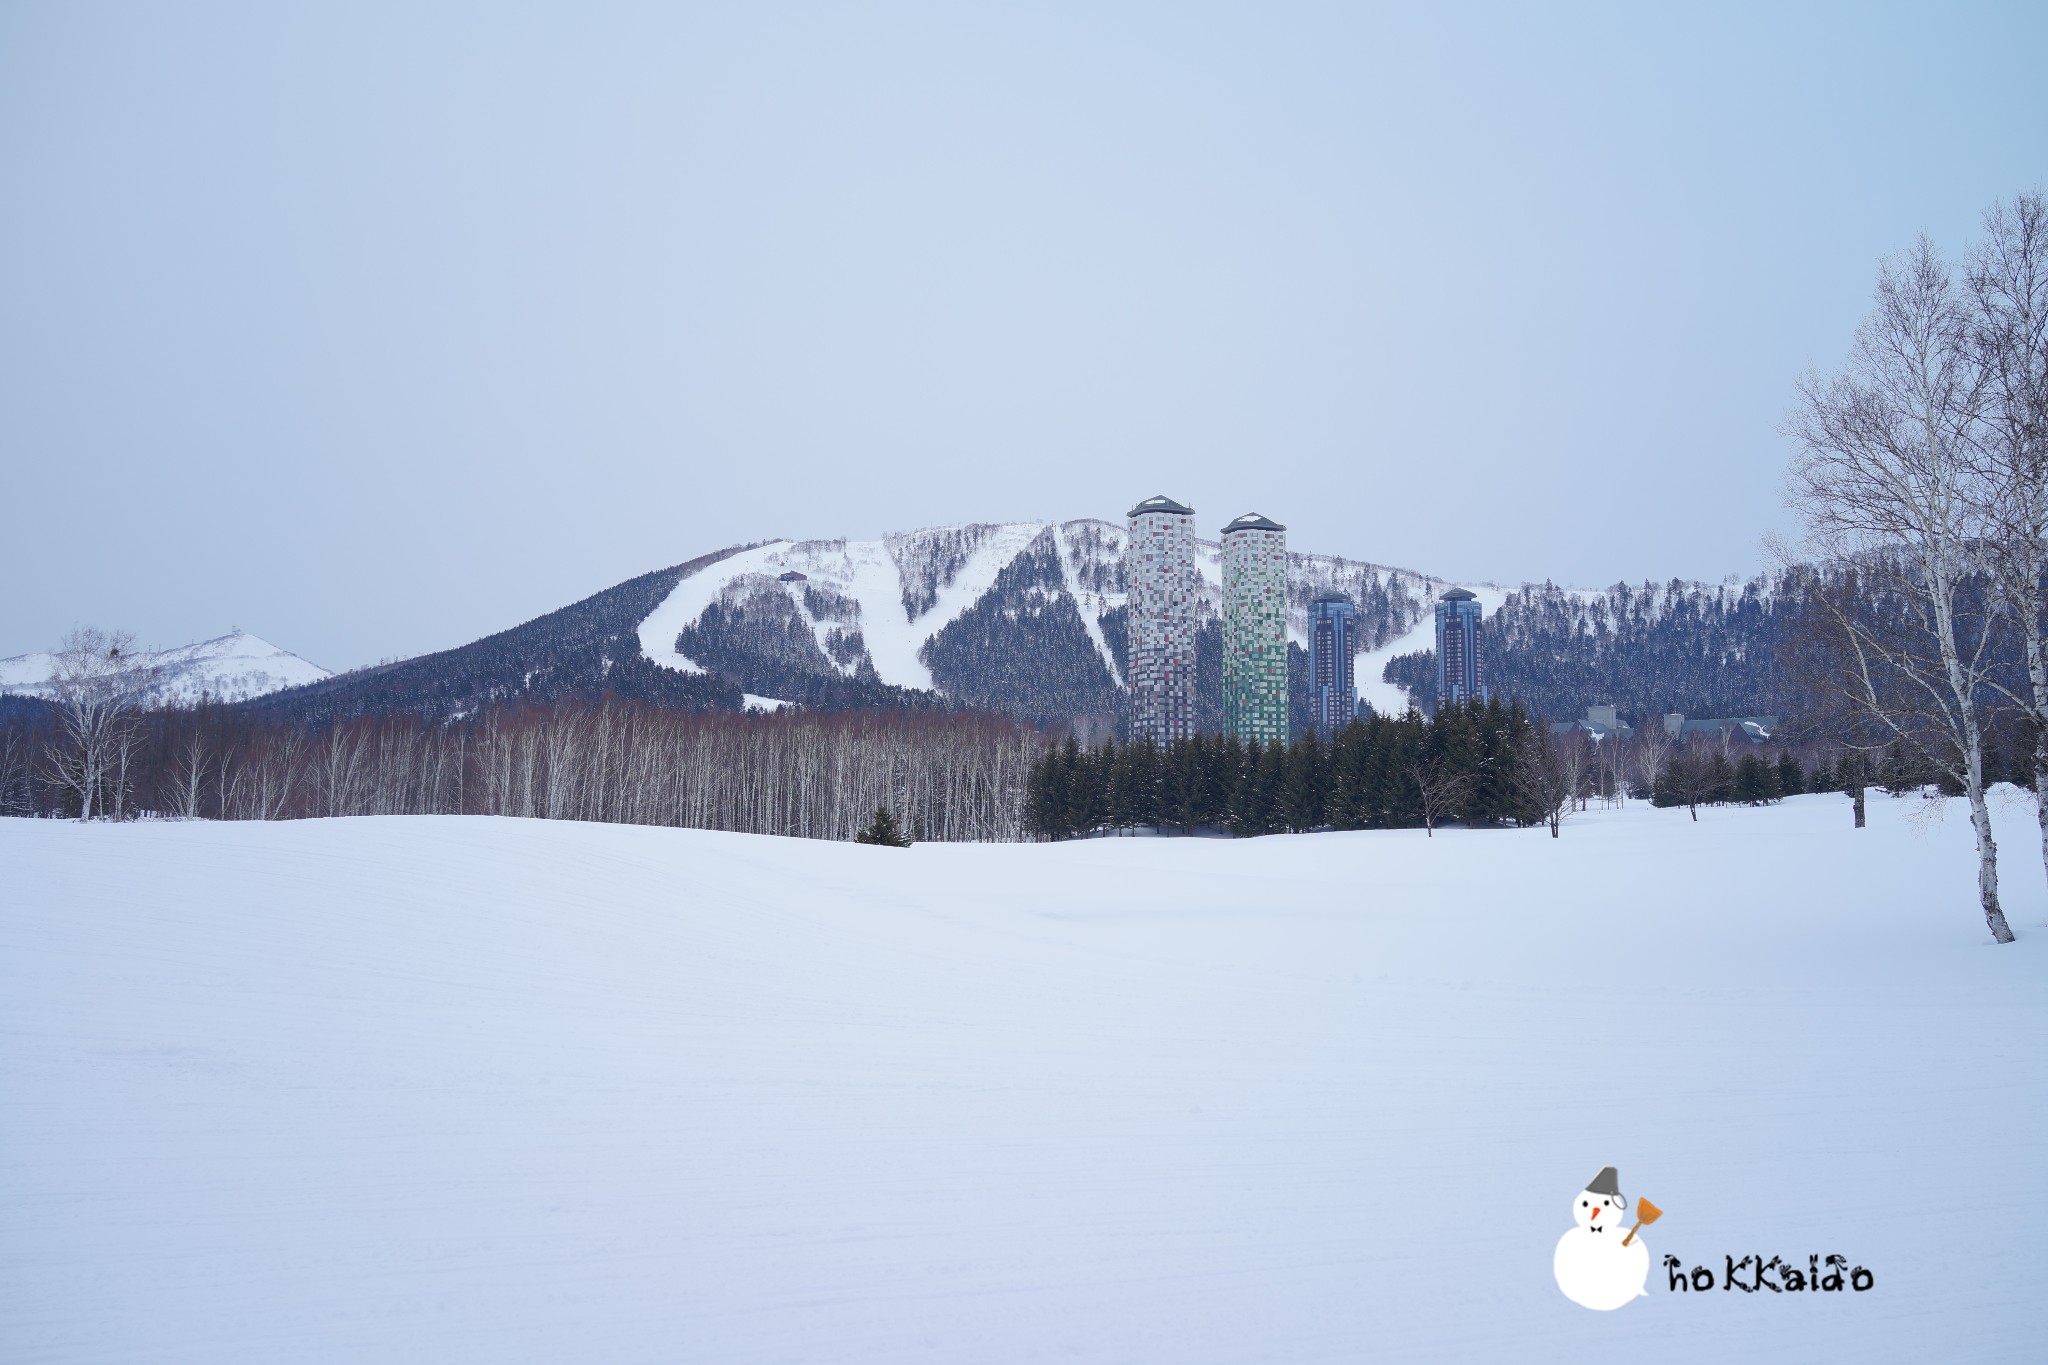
top-left (253, 549), bottom-right (751, 726)
top-left (1381, 575), bottom-right (1801, 722)
top-left (235, 522), bottom-right (1877, 736)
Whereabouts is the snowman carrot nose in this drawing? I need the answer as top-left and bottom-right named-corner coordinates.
top-left (1589, 1207), bottom-right (1600, 1219)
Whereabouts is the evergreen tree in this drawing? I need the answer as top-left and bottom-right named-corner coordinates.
top-left (1733, 753), bottom-right (1780, 804)
top-left (1280, 731), bottom-right (1326, 832)
top-left (1069, 741), bottom-right (1108, 837)
top-left (1469, 695), bottom-right (1522, 824)
top-left (1111, 737), bottom-right (1160, 832)
top-left (1880, 739), bottom-right (1923, 795)
top-left (1161, 736), bottom-right (1203, 833)
top-left (1776, 751), bottom-right (1806, 796)
top-left (855, 805), bottom-right (912, 846)
top-left (1326, 718), bottom-right (1371, 830)
top-left (1383, 709), bottom-right (1428, 827)
top-left (1229, 740), bottom-right (1284, 836)
top-left (1708, 751), bottom-right (1737, 804)
top-left (1207, 734), bottom-right (1244, 828)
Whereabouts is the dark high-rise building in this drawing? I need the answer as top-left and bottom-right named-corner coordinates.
top-left (1435, 588), bottom-right (1485, 706)
top-left (1307, 592), bottom-right (1358, 736)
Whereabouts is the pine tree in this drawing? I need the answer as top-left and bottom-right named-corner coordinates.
top-left (855, 805), bottom-right (912, 846)
top-left (1207, 734), bottom-right (1243, 828)
top-left (1471, 695), bottom-right (1515, 824)
top-left (1070, 741), bottom-right (1107, 837)
top-left (1499, 702), bottom-right (1545, 825)
top-left (1708, 751), bottom-right (1736, 804)
top-left (1776, 751), bottom-right (1806, 797)
top-left (1381, 709), bottom-right (1427, 827)
top-left (1229, 740), bottom-right (1284, 837)
top-left (1161, 737), bottom-right (1202, 833)
top-left (1280, 731), bottom-right (1326, 832)
top-left (1880, 739), bottom-right (1921, 796)
top-left (1327, 718), bottom-right (1370, 830)
top-left (1734, 753), bottom-right (1780, 804)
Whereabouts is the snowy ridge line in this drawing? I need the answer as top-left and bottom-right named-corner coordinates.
top-left (0, 631), bottom-right (330, 704)
top-left (635, 518), bottom-right (1452, 697)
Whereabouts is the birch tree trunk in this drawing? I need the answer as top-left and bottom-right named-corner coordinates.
top-left (1965, 192), bottom-right (2048, 892)
top-left (1787, 234), bottom-right (2015, 942)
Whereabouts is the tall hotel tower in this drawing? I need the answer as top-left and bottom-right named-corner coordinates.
top-left (1435, 588), bottom-right (1486, 706)
top-left (1220, 513), bottom-right (1289, 745)
top-left (1307, 591), bottom-right (1359, 735)
top-left (1125, 495), bottom-right (1199, 745)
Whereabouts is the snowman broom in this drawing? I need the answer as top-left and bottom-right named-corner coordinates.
top-left (1620, 1197), bottom-right (1663, 1247)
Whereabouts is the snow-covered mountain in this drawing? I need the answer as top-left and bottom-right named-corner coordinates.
top-left (0, 631), bottom-right (330, 705)
top-left (631, 519), bottom-right (1453, 727)
top-left (246, 518), bottom-right (1802, 731)
top-left (640, 520), bottom-right (1445, 691)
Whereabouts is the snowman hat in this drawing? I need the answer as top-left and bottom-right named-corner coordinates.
top-left (1584, 1166), bottom-right (1628, 1207)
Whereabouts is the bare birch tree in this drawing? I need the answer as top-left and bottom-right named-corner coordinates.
top-left (42, 628), bottom-right (156, 820)
top-left (1512, 721), bottom-right (1579, 838)
top-left (1629, 718), bottom-right (1673, 799)
top-left (1786, 235), bottom-right (2015, 943)
top-left (163, 721), bottom-right (212, 819)
top-left (1407, 750), bottom-right (1472, 837)
top-left (1964, 192), bottom-right (2048, 889)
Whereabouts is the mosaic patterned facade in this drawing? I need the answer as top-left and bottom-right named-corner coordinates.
top-left (1125, 495), bottom-right (1199, 746)
top-left (1221, 513), bottom-right (1289, 745)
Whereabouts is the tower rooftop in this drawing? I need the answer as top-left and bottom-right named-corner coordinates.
top-left (1439, 587), bottom-right (1478, 602)
top-left (1128, 494), bottom-right (1194, 518)
top-left (1220, 512), bottom-right (1286, 534)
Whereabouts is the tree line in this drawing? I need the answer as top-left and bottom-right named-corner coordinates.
top-left (1, 654), bottom-right (1037, 842)
top-left (1025, 697), bottom-right (1575, 839)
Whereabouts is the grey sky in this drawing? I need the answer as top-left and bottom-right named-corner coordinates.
top-left (2, 2), bottom-right (2042, 671)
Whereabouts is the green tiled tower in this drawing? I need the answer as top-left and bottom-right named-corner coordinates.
top-left (1221, 512), bottom-right (1289, 744)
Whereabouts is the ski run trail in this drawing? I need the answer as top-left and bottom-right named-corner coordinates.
top-left (4, 791), bottom-right (2045, 1363)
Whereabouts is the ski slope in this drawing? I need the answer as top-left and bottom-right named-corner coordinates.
top-left (4, 794), bottom-right (2045, 1363)
top-left (637, 526), bottom-right (1050, 691)
top-left (1355, 584), bottom-right (1509, 715)
top-left (633, 519), bottom-right (1451, 698)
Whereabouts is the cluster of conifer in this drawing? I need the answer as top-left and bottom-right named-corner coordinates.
top-left (1651, 749), bottom-right (1813, 809)
top-left (1024, 698), bottom-right (1549, 839)
top-left (1650, 738), bottom-right (2038, 813)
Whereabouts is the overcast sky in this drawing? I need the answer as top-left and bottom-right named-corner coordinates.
top-left (2, 2), bottom-right (2042, 670)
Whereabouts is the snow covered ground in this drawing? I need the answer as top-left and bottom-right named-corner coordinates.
top-left (4, 793), bottom-right (2044, 1364)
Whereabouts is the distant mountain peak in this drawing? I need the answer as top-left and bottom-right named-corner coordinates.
top-left (0, 630), bottom-right (330, 704)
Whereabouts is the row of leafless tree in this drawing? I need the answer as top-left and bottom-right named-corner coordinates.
top-left (6, 664), bottom-right (1040, 841)
top-left (1783, 192), bottom-right (2047, 943)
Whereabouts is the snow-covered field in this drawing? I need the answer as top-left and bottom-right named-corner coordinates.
top-left (4, 794), bottom-right (2044, 1364)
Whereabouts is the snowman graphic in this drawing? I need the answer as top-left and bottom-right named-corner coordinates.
top-left (1553, 1166), bottom-right (1660, 1310)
